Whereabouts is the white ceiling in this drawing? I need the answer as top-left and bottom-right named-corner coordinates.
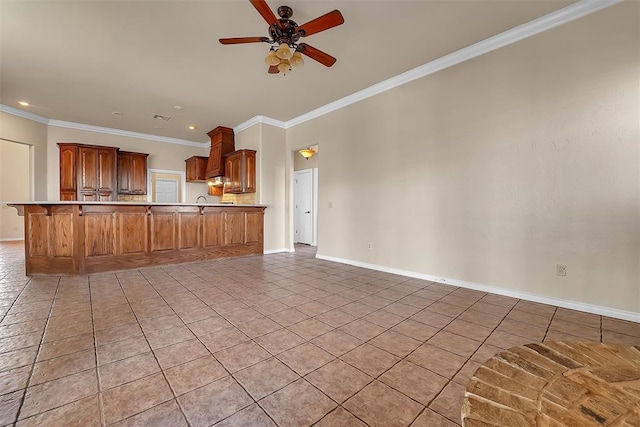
top-left (1, 0), bottom-right (573, 143)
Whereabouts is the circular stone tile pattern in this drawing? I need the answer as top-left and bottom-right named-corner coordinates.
top-left (462, 341), bottom-right (640, 426)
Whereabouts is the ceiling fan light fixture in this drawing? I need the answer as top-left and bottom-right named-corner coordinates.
top-left (290, 51), bottom-right (304, 67)
top-left (265, 48), bottom-right (280, 66)
top-left (277, 59), bottom-right (292, 74)
top-left (276, 43), bottom-right (293, 60)
top-left (299, 148), bottom-right (316, 159)
top-left (219, 2), bottom-right (344, 75)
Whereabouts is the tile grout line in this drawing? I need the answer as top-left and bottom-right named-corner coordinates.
top-left (12, 276), bottom-right (61, 425)
top-left (140, 264), bottom-right (288, 426)
top-left (88, 274), bottom-right (107, 427)
top-left (113, 269), bottom-right (195, 426)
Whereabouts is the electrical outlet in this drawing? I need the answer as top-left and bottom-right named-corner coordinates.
top-left (367, 243), bottom-right (373, 250)
top-left (556, 264), bottom-right (567, 277)
top-left (328, 201), bottom-right (333, 208)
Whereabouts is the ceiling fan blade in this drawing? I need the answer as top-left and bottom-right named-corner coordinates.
top-left (297, 10), bottom-right (344, 37)
top-left (219, 37), bottom-right (269, 45)
top-left (268, 65), bottom-right (280, 74)
top-left (297, 43), bottom-right (337, 67)
top-left (250, 0), bottom-right (280, 27)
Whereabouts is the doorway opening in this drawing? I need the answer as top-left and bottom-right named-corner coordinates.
top-left (148, 169), bottom-right (186, 203)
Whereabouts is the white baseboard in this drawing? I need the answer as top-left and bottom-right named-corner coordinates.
top-left (316, 254), bottom-right (640, 323)
top-left (0, 238), bottom-right (23, 242)
top-left (264, 248), bottom-right (295, 255)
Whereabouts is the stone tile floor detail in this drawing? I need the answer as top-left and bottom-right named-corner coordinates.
top-left (462, 341), bottom-right (640, 426)
top-left (0, 241), bottom-right (638, 426)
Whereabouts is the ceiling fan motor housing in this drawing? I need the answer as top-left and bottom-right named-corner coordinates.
top-left (277, 5), bottom-right (293, 18)
top-left (269, 6), bottom-right (301, 47)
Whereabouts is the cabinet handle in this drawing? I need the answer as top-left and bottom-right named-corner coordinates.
top-left (305, 211), bottom-right (311, 214)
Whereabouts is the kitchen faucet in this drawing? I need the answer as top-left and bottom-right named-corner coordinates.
top-left (196, 195), bottom-right (207, 204)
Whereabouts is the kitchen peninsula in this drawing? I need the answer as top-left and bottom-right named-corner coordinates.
top-left (8, 202), bottom-right (265, 275)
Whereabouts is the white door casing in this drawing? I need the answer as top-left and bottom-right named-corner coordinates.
top-left (294, 169), bottom-right (313, 245)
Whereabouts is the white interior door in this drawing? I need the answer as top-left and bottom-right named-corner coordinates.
top-left (155, 179), bottom-right (179, 203)
top-left (294, 170), bottom-right (313, 245)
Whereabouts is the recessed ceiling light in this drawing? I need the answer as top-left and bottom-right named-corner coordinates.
top-left (188, 125), bottom-right (197, 130)
top-left (112, 111), bottom-right (123, 115)
top-left (173, 105), bottom-right (184, 110)
top-left (18, 101), bottom-right (29, 107)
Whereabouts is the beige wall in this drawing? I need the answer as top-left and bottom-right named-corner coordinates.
top-left (0, 141), bottom-right (30, 240)
top-left (261, 124), bottom-right (287, 252)
top-left (236, 123), bottom-right (287, 252)
top-left (46, 126), bottom-right (210, 202)
top-left (0, 112), bottom-right (48, 199)
top-left (287, 3), bottom-right (639, 314)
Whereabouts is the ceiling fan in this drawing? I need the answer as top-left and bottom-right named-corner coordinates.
top-left (219, 0), bottom-right (344, 74)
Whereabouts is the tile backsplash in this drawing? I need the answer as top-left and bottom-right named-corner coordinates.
top-left (220, 193), bottom-right (256, 204)
top-left (118, 195), bottom-right (148, 202)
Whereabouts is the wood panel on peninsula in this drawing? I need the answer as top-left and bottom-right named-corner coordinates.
top-left (9, 202), bottom-right (266, 275)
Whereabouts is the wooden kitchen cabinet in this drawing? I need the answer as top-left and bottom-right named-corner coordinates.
top-left (205, 126), bottom-right (235, 178)
top-left (59, 144), bottom-right (77, 201)
top-left (58, 143), bottom-right (118, 201)
top-left (118, 151), bottom-right (148, 194)
top-left (185, 156), bottom-right (208, 182)
top-left (224, 149), bottom-right (256, 194)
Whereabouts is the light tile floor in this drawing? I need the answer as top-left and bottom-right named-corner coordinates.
top-left (0, 241), bottom-right (638, 426)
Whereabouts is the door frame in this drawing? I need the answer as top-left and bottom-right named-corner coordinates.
top-left (293, 167), bottom-right (318, 246)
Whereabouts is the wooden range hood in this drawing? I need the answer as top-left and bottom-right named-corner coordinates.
top-left (205, 126), bottom-right (235, 178)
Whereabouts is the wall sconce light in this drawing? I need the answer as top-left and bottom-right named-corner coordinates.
top-left (299, 148), bottom-right (316, 160)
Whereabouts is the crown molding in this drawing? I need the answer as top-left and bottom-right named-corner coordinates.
top-left (0, 104), bottom-right (49, 124)
top-left (2, 0), bottom-right (620, 140)
top-left (285, 0), bottom-right (621, 129)
top-left (234, 115), bottom-right (286, 134)
top-left (228, 0), bottom-right (620, 131)
top-left (1, 103), bottom-right (209, 147)
top-left (48, 119), bottom-right (208, 148)
top-left (259, 116), bottom-right (287, 129)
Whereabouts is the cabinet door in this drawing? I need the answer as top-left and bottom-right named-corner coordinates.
top-left (98, 148), bottom-right (117, 199)
top-left (225, 154), bottom-right (242, 194)
top-left (243, 151), bottom-right (256, 193)
top-left (185, 157), bottom-right (208, 182)
top-left (59, 145), bottom-right (77, 199)
top-left (78, 146), bottom-right (99, 193)
top-left (131, 154), bottom-right (147, 194)
top-left (206, 143), bottom-right (223, 177)
top-left (117, 154), bottom-right (132, 194)
top-left (60, 191), bottom-right (77, 201)
top-left (79, 192), bottom-right (98, 201)
top-left (186, 158), bottom-right (197, 182)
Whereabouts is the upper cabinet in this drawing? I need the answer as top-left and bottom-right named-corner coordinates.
top-left (185, 156), bottom-right (208, 182)
top-left (58, 143), bottom-right (119, 201)
top-left (225, 149), bottom-right (256, 194)
top-left (117, 151), bottom-right (149, 195)
top-left (205, 126), bottom-right (235, 178)
top-left (59, 144), bottom-right (78, 201)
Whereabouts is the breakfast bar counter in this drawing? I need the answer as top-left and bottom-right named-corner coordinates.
top-left (8, 202), bottom-right (266, 275)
